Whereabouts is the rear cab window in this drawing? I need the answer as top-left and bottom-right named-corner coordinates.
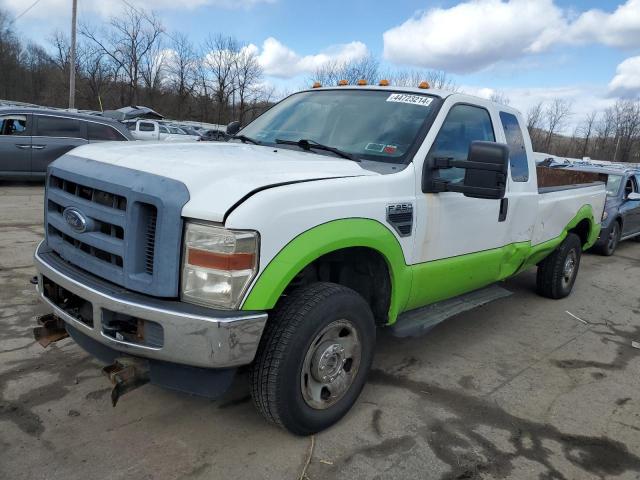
top-left (499, 111), bottom-right (529, 182)
top-left (139, 122), bottom-right (156, 132)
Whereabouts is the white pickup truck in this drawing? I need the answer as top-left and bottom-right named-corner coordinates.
top-left (34, 85), bottom-right (605, 435)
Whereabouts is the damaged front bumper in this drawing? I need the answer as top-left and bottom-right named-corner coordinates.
top-left (34, 241), bottom-right (267, 371)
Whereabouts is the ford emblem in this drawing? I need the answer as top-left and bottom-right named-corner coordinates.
top-left (62, 207), bottom-right (88, 233)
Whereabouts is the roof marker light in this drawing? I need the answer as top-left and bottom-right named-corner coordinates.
top-left (418, 81), bottom-right (430, 89)
top-left (312, 82), bottom-right (322, 88)
top-left (357, 79), bottom-right (367, 86)
top-left (338, 79), bottom-right (349, 86)
top-left (379, 79), bottom-right (390, 86)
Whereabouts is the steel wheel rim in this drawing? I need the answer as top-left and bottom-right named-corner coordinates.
top-left (301, 319), bottom-right (361, 410)
top-left (608, 224), bottom-right (619, 251)
top-left (562, 249), bottom-right (578, 288)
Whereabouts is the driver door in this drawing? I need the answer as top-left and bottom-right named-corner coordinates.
top-left (0, 113), bottom-right (32, 176)
top-left (621, 175), bottom-right (640, 236)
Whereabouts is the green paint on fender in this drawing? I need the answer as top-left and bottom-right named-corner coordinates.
top-left (241, 219), bottom-right (413, 321)
top-left (242, 205), bottom-right (600, 325)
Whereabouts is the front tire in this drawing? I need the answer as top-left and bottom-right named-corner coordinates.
top-left (596, 221), bottom-right (621, 256)
top-left (536, 233), bottom-right (582, 299)
top-left (250, 282), bottom-right (375, 435)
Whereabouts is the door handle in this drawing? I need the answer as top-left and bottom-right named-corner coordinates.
top-left (498, 198), bottom-right (509, 222)
top-left (15, 144), bottom-right (31, 149)
top-left (31, 145), bottom-right (46, 150)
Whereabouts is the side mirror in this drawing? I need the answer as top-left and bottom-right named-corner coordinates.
top-left (226, 121), bottom-right (241, 136)
top-left (627, 192), bottom-right (640, 201)
top-left (422, 141), bottom-right (509, 200)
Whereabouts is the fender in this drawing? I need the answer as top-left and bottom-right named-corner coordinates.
top-left (241, 218), bottom-right (412, 322)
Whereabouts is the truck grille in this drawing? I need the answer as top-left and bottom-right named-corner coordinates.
top-left (45, 157), bottom-right (189, 297)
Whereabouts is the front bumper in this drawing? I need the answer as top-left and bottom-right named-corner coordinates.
top-left (34, 242), bottom-right (268, 369)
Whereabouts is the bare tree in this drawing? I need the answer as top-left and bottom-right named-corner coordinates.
top-left (543, 99), bottom-right (573, 152)
top-left (233, 45), bottom-right (262, 124)
top-left (202, 34), bottom-right (239, 124)
top-left (576, 111), bottom-right (598, 158)
top-left (312, 55), bottom-right (379, 87)
top-left (526, 102), bottom-right (544, 151)
top-left (489, 90), bottom-right (510, 105)
top-left (165, 32), bottom-right (198, 117)
top-left (81, 5), bottom-right (164, 105)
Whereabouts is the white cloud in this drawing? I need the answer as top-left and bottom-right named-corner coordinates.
top-left (463, 84), bottom-right (615, 133)
top-left (383, 0), bottom-right (640, 73)
top-left (251, 37), bottom-right (369, 78)
top-left (608, 56), bottom-right (640, 97)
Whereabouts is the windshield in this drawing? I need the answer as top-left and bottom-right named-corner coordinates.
top-left (606, 174), bottom-right (623, 196)
top-left (239, 89), bottom-right (438, 163)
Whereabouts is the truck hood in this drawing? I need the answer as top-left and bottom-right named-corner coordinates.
top-left (67, 141), bottom-right (376, 222)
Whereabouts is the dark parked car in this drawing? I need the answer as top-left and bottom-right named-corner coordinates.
top-left (0, 107), bottom-right (132, 179)
top-left (200, 128), bottom-right (228, 142)
top-left (562, 164), bottom-right (640, 255)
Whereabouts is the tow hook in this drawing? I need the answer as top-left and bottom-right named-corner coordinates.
top-left (33, 313), bottom-right (69, 347)
top-left (102, 357), bottom-right (150, 407)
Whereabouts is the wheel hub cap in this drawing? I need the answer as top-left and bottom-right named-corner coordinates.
top-left (562, 250), bottom-right (577, 285)
top-left (300, 319), bottom-right (362, 410)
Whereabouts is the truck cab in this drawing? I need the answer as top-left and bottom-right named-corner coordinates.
top-left (34, 85), bottom-right (605, 435)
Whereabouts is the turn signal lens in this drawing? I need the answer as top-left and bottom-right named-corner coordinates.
top-left (187, 249), bottom-right (256, 271)
top-left (418, 81), bottom-right (430, 89)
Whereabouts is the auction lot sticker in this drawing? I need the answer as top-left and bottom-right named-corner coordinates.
top-left (386, 93), bottom-right (433, 107)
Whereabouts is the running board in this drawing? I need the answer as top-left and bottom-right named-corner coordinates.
top-left (390, 284), bottom-right (513, 338)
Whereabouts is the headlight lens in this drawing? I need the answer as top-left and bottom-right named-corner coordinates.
top-left (181, 222), bottom-right (259, 309)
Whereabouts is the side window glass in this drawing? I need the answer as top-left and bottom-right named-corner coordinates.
top-left (0, 115), bottom-right (28, 136)
top-left (428, 104), bottom-right (495, 183)
top-left (625, 178), bottom-right (636, 197)
top-left (499, 112), bottom-right (529, 182)
top-left (139, 122), bottom-right (155, 132)
top-left (36, 116), bottom-right (81, 138)
top-left (159, 125), bottom-right (169, 133)
top-left (88, 122), bottom-right (125, 141)
top-left (126, 122), bottom-right (136, 131)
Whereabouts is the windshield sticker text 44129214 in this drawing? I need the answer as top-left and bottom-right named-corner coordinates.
top-left (386, 93), bottom-right (433, 107)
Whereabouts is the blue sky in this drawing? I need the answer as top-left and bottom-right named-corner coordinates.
top-left (3, 0), bottom-right (640, 127)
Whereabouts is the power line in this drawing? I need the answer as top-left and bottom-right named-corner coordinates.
top-left (10, 0), bottom-right (43, 24)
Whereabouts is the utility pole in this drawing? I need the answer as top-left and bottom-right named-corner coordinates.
top-left (68, 0), bottom-right (78, 109)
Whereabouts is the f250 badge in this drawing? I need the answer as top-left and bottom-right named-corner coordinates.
top-left (62, 207), bottom-right (88, 233)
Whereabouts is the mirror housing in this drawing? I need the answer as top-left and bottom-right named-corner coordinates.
top-left (627, 192), bottom-right (640, 201)
top-left (226, 121), bottom-right (241, 136)
top-left (422, 141), bottom-right (509, 200)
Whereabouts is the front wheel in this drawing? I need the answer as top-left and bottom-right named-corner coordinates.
top-left (250, 282), bottom-right (375, 435)
top-left (536, 233), bottom-right (582, 299)
top-left (597, 221), bottom-right (621, 256)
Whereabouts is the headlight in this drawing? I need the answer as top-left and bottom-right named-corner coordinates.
top-left (602, 211), bottom-right (609, 221)
top-left (181, 222), bottom-right (259, 309)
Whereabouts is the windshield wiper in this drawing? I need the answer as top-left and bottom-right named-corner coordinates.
top-left (231, 134), bottom-right (262, 145)
top-left (275, 138), bottom-right (360, 162)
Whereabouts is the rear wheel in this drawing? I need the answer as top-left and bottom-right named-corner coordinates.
top-left (250, 282), bottom-right (375, 435)
top-left (536, 233), bottom-right (582, 299)
top-left (597, 221), bottom-right (621, 256)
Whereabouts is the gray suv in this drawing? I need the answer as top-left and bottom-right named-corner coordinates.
top-left (0, 107), bottom-right (132, 179)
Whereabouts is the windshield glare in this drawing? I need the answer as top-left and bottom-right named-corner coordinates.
top-left (606, 174), bottom-right (623, 196)
top-left (239, 89), bottom-right (437, 163)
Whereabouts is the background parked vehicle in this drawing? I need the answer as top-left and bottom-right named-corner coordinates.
top-left (0, 107), bottom-right (132, 179)
top-left (200, 128), bottom-right (228, 141)
top-left (586, 166), bottom-right (640, 255)
top-left (124, 119), bottom-right (200, 142)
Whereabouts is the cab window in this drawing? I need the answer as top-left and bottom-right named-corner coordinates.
top-left (139, 122), bottom-right (155, 132)
top-left (0, 115), bottom-right (28, 136)
top-left (624, 176), bottom-right (638, 198)
top-left (499, 111), bottom-right (529, 182)
top-left (427, 104), bottom-right (495, 183)
top-left (35, 116), bottom-right (82, 138)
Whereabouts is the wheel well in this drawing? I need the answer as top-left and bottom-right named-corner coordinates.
top-left (568, 218), bottom-right (591, 246)
top-left (282, 247), bottom-right (392, 325)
